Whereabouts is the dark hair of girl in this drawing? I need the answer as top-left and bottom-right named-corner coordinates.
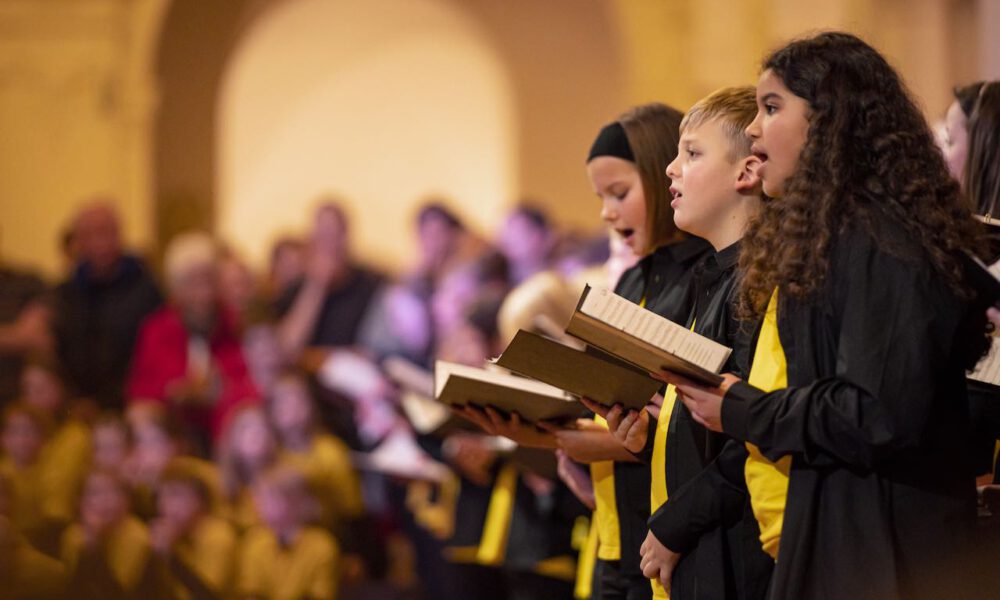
top-left (738, 31), bottom-right (986, 316)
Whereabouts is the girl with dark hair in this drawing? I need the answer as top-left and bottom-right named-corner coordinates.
top-left (659, 32), bottom-right (990, 599)
top-left (964, 82), bottom-right (1000, 223)
top-left (941, 81), bottom-right (985, 183)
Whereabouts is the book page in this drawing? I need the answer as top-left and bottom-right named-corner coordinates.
top-left (578, 286), bottom-right (730, 373)
top-left (970, 336), bottom-right (1000, 386)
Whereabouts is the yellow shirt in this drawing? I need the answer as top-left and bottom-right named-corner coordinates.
top-left (743, 292), bottom-right (792, 560)
top-left (589, 417), bottom-right (620, 561)
top-left (39, 419), bottom-right (91, 522)
top-left (170, 514), bottom-right (238, 597)
top-left (60, 515), bottom-right (151, 592)
top-left (287, 434), bottom-right (364, 526)
top-left (238, 525), bottom-right (340, 600)
top-left (1, 458), bottom-right (47, 533)
top-left (2, 529), bottom-right (68, 599)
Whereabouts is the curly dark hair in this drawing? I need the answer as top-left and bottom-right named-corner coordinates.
top-left (738, 31), bottom-right (987, 316)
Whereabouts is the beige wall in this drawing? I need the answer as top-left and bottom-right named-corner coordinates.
top-left (0, 0), bottom-right (996, 278)
top-left (217, 0), bottom-right (518, 271)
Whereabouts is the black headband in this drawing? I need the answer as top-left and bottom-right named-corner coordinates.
top-left (587, 121), bottom-right (634, 163)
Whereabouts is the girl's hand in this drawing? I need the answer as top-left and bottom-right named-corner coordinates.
top-left (579, 395), bottom-right (659, 454)
top-left (453, 405), bottom-right (557, 449)
top-left (654, 372), bottom-right (741, 433)
top-left (639, 529), bottom-right (682, 589)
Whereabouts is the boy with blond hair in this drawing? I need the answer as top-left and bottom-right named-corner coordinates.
top-left (590, 87), bottom-right (772, 599)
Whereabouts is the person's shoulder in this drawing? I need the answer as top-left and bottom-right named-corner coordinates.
top-left (195, 514), bottom-right (238, 548)
top-left (241, 525), bottom-right (276, 554)
top-left (298, 526), bottom-right (338, 557)
top-left (0, 264), bottom-right (47, 294)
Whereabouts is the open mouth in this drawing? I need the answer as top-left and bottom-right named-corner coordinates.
top-left (751, 144), bottom-right (769, 163)
top-left (616, 228), bottom-right (635, 241)
top-left (669, 186), bottom-right (683, 200)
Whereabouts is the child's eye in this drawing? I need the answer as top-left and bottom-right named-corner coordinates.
top-left (765, 104), bottom-right (778, 115)
top-left (687, 150), bottom-right (698, 159)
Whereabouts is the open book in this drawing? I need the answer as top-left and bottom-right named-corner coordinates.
top-left (495, 330), bottom-right (662, 411)
top-left (435, 360), bottom-right (588, 423)
top-left (966, 253), bottom-right (1000, 387)
top-left (564, 285), bottom-right (732, 387)
top-left (971, 337), bottom-right (1000, 387)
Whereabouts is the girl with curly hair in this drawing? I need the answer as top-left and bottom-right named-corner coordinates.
top-left (659, 32), bottom-right (990, 599)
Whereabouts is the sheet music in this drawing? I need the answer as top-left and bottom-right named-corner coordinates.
top-left (579, 287), bottom-right (730, 372)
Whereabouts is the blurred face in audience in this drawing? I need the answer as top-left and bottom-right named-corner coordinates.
top-left (230, 409), bottom-right (276, 468)
top-left (268, 378), bottom-right (312, 437)
top-left (21, 364), bottom-right (65, 414)
top-left (312, 205), bottom-right (349, 267)
top-left (92, 422), bottom-right (129, 472)
top-left (131, 420), bottom-right (178, 478)
top-left (498, 212), bottom-right (548, 266)
top-left (270, 240), bottom-right (306, 293)
top-left (243, 325), bottom-right (284, 394)
top-left (218, 255), bottom-right (256, 318)
top-left (172, 262), bottom-right (218, 333)
top-left (431, 265), bottom-right (478, 336)
top-left (1, 413), bottom-right (44, 468)
top-left (418, 214), bottom-right (460, 272)
top-left (74, 205), bottom-right (122, 276)
top-left (158, 480), bottom-right (204, 529)
top-left (941, 100), bottom-right (969, 182)
top-left (80, 471), bottom-right (128, 532)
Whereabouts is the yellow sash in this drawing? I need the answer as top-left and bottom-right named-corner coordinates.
top-left (743, 291), bottom-right (791, 560)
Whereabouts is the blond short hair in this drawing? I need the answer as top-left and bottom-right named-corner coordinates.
top-left (680, 86), bottom-right (757, 161)
top-left (163, 231), bottom-right (217, 291)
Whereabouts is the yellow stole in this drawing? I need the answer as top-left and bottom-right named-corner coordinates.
top-left (743, 291), bottom-right (791, 560)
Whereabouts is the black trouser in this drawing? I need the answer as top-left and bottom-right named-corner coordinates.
top-left (592, 560), bottom-right (652, 600)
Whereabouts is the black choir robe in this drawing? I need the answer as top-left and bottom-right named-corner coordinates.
top-left (607, 236), bottom-right (711, 583)
top-left (719, 220), bottom-right (987, 599)
top-left (643, 242), bottom-right (772, 600)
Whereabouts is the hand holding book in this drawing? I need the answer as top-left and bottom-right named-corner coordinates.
top-left (655, 371), bottom-right (742, 433)
top-left (579, 396), bottom-right (655, 455)
top-left (453, 404), bottom-right (558, 449)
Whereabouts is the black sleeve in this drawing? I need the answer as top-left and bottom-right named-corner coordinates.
top-left (721, 241), bottom-right (968, 469)
top-left (647, 440), bottom-right (749, 553)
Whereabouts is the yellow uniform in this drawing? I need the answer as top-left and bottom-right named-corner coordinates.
top-left (287, 434), bottom-right (364, 527)
top-left (237, 525), bottom-right (340, 600)
top-left (60, 515), bottom-right (151, 592)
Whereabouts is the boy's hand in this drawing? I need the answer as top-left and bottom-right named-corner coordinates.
top-left (640, 529), bottom-right (681, 590)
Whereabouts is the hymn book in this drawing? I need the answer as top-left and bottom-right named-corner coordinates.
top-left (434, 360), bottom-right (588, 423)
top-left (564, 285), bottom-right (732, 387)
top-left (495, 329), bottom-right (662, 411)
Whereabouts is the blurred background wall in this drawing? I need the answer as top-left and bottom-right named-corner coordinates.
top-left (1, 0), bottom-right (998, 277)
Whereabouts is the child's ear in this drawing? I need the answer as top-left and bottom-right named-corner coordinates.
top-left (734, 155), bottom-right (763, 192)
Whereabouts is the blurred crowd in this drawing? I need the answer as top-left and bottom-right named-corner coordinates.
top-left (0, 197), bottom-right (617, 600)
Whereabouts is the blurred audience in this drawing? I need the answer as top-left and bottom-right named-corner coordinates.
top-left (127, 232), bottom-right (258, 446)
top-left (53, 202), bottom-right (162, 412)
